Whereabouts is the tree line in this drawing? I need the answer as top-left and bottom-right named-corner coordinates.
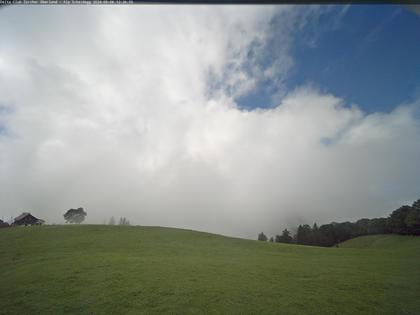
top-left (258, 198), bottom-right (420, 247)
top-left (107, 216), bottom-right (130, 225)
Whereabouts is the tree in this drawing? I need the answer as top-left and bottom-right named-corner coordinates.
top-left (109, 216), bottom-right (116, 225)
top-left (312, 223), bottom-right (320, 245)
top-left (283, 228), bottom-right (293, 243)
top-left (318, 223), bottom-right (336, 247)
top-left (63, 208), bottom-right (87, 224)
top-left (412, 198), bottom-right (420, 211)
top-left (368, 218), bottom-right (389, 234)
top-left (275, 229), bottom-right (293, 243)
top-left (405, 207), bottom-right (420, 235)
top-left (389, 205), bottom-right (412, 234)
top-left (406, 198), bottom-right (420, 235)
top-left (269, 237), bottom-right (274, 242)
top-left (119, 217), bottom-right (130, 225)
top-left (334, 222), bottom-right (356, 243)
top-left (355, 218), bottom-right (370, 236)
top-left (258, 232), bottom-right (267, 241)
top-left (296, 224), bottom-right (312, 245)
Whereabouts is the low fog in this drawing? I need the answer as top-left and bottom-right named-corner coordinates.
top-left (0, 6), bottom-right (419, 238)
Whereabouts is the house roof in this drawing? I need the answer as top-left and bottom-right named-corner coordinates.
top-left (14, 212), bottom-right (38, 222)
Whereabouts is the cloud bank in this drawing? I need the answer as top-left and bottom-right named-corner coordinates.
top-left (0, 6), bottom-right (419, 238)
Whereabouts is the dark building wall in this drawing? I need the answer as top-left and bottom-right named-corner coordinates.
top-left (14, 215), bottom-right (40, 226)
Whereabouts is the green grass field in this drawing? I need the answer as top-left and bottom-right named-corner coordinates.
top-left (1, 225), bottom-right (419, 314)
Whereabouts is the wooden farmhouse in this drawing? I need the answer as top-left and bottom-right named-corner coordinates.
top-left (12, 212), bottom-right (45, 226)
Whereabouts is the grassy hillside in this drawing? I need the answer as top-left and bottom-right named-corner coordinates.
top-left (1, 226), bottom-right (419, 315)
top-left (339, 234), bottom-right (420, 250)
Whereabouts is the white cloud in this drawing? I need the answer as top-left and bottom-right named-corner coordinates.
top-left (0, 6), bottom-right (419, 238)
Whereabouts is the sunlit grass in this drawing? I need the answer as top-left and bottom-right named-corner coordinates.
top-left (1, 225), bottom-right (419, 314)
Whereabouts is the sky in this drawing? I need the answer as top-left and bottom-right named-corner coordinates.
top-left (0, 5), bottom-right (419, 239)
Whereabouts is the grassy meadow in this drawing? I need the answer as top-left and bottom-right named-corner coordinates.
top-left (1, 225), bottom-right (419, 314)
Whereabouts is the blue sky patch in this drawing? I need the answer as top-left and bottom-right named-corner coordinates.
top-left (237, 5), bottom-right (420, 113)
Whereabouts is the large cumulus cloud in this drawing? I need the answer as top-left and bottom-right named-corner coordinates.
top-left (0, 6), bottom-right (419, 238)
